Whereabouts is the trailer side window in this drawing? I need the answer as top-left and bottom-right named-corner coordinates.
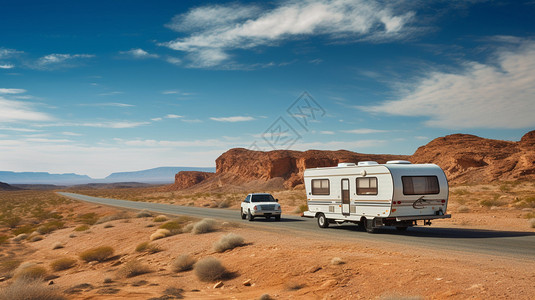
top-left (311, 179), bottom-right (330, 195)
top-left (357, 177), bottom-right (378, 195)
top-left (402, 176), bottom-right (439, 195)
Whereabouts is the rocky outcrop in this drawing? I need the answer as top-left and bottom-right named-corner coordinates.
top-left (173, 130), bottom-right (535, 190)
top-left (410, 131), bottom-right (535, 183)
top-left (0, 181), bottom-right (20, 191)
top-left (174, 171), bottom-right (215, 190)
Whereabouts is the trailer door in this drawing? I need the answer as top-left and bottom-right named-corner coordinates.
top-left (341, 178), bottom-right (350, 216)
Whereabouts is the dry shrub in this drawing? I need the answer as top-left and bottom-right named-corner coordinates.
top-left (159, 221), bottom-right (183, 235)
top-left (172, 254), bottom-right (196, 272)
top-left (79, 246), bottom-right (114, 263)
top-left (50, 257), bottom-right (77, 271)
top-left (331, 257), bottom-right (345, 265)
top-left (259, 294), bottom-right (273, 300)
top-left (74, 224), bottom-right (90, 232)
top-left (285, 281), bottom-right (305, 291)
top-left (150, 229), bottom-right (170, 241)
top-left (0, 277), bottom-right (67, 300)
top-left (182, 223), bottom-right (194, 233)
top-left (135, 242), bottom-right (162, 253)
top-left (96, 211), bottom-right (130, 224)
top-left (0, 259), bottom-right (22, 276)
top-left (529, 218), bottom-right (535, 228)
top-left (194, 257), bottom-right (227, 282)
top-left (116, 260), bottom-right (152, 278)
top-left (153, 215), bottom-right (168, 222)
top-left (213, 233), bottom-right (244, 253)
top-left (457, 205), bottom-right (471, 213)
top-left (192, 218), bottom-right (217, 234)
top-left (12, 233), bottom-right (28, 242)
top-left (13, 262), bottom-right (47, 280)
top-left (30, 235), bottom-right (44, 242)
top-left (136, 210), bottom-right (153, 218)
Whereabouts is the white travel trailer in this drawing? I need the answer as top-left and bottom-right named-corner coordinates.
top-left (303, 161), bottom-right (450, 233)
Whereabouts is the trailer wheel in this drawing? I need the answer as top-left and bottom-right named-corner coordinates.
top-left (364, 218), bottom-right (377, 233)
top-left (317, 213), bottom-right (329, 228)
top-left (396, 226), bottom-right (408, 231)
top-left (240, 208), bottom-right (246, 220)
top-left (247, 209), bottom-right (254, 221)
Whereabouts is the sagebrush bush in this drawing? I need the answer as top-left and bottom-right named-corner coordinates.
top-left (159, 221), bottom-right (183, 234)
top-left (52, 242), bottom-right (64, 250)
top-left (96, 211), bottom-right (130, 224)
top-left (135, 241), bottom-right (162, 253)
top-left (13, 262), bottom-right (47, 280)
top-left (194, 257), bottom-right (227, 282)
top-left (331, 257), bottom-right (345, 265)
top-left (457, 205), bottom-right (471, 213)
top-left (79, 246), bottom-right (114, 262)
top-left (192, 218), bottom-right (217, 234)
top-left (0, 278), bottom-right (67, 300)
top-left (74, 224), bottom-right (90, 232)
top-left (136, 210), bottom-right (153, 218)
top-left (213, 233), bottom-right (244, 253)
top-left (50, 257), bottom-right (77, 271)
top-left (30, 235), bottom-right (44, 242)
top-left (529, 218), bottom-right (535, 229)
top-left (150, 229), bottom-right (170, 241)
top-left (116, 260), bottom-right (152, 278)
top-left (182, 223), bottom-right (194, 233)
top-left (172, 254), bottom-right (196, 272)
top-left (153, 215), bottom-right (168, 222)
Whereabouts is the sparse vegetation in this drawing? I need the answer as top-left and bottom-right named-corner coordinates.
top-left (79, 246), bottom-right (114, 263)
top-left (213, 233), bottom-right (245, 253)
top-left (172, 254), bottom-right (196, 272)
top-left (529, 218), bottom-right (535, 229)
top-left (285, 281), bottom-right (305, 291)
top-left (136, 210), bottom-right (153, 218)
top-left (96, 211), bottom-right (131, 224)
top-left (135, 241), bottom-right (162, 253)
top-left (0, 277), bottom-right (67, 300)
top-left (192, 218), bottom-right (217, 234)
top-left (293, 204), bottom-right (308, 214)
top-left (74, 224), bottom-right (90, 231)
top-left (51, 257), bottom-right (77, 271)
top-left (194, 257), bottom-right (227, 282)
top-left (116, 260), bottom-right (152, 278)
top-left (153, 215), bottom-right (168, 222)
top-left (77, 212), bottom-right (99, 225)
top-left (150, 229), bottom-right (171, 241)
top-left (13, 262), bottom-right (48, 280)
top-left (52, 242), bottom-right (64, 250)
top-left (457, 205), bottom-right (471, 213)
top-left (331, 257), bottom-right (345, 265)
top-left (159, 220), bottom-right (183, 235)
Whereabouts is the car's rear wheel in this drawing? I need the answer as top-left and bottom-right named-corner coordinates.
top-left (317, 213), bottom-right (329, 228)
top-left (240, 208), bottom-right (246, 220)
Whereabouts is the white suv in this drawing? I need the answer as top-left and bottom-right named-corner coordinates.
top-left (240, 193), bottom-right (281, 221)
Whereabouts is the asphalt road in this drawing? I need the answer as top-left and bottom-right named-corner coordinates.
top-left (58, 192), bottom-right (535, 260)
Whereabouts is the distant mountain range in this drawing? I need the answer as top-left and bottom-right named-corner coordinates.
top-left (0, 167), bottom-right (215, 185)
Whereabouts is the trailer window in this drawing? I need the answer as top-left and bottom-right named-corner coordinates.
top-left (357, 177), bottom-right (377, 195)
top-left (311, 179), bottom-right (330, 195)
top-left (402, 176), bottom-right (439, 195)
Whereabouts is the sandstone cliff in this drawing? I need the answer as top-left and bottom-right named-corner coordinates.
top-left (173, 130), bottom-right (535, 190)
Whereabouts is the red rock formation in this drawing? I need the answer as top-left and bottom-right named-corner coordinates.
top-left (173, 130), bottom-right (535, 190)
top-left (410, 131), bottom-right (535, 183)
top-left (174, 171), bottom-right (215, 189)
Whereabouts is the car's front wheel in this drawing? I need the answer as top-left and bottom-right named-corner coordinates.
top-left (247, 209), bottom-right (254, 221)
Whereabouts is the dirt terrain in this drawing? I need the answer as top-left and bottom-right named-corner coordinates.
top-left (1, 185), bottom-right (534, 299)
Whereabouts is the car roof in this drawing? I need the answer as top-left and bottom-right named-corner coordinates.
top-left (248, 193), bottom-right (272, 196)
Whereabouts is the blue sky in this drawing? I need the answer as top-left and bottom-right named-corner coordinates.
top-left (1, 0), bottom-right (534, 178)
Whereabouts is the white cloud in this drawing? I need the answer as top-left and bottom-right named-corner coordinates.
top-left (0, 127), bottom-right (41, 132)
top-left (120, 48), bottom-right (159, 59)
top-left (359, 40), bottom-right (535, 129)
top-left (165, 56), bottom-right (182, 65)
top-left (98, 91), bottom-right (123, 96)
top-left (210, 116), bottom-right (255, 122)
top-left (320, 130), bottom-right (335, 134)
top-left (0, 88), bottom-right (26, 94)
top-left (151, 117), bottom-right (163, 121)
top-left (0, 64), bottom-right (14, 69)
top-left (165, 114), bottom-right (183, 119)
top-left (161, 90), bottom-right (179, 94)
top-left (38, 121), bottom-right (150, 129)
top-left (36, 53), bottom-right (94, 68)
top-left (341, 128), bottom-right (387, 134)
top-left (0, 96), bottom-right (53, 123)
top-left (0, 48), bottom-right (22, 58)
top-left (62, 131), bottom-right (82, 136)
top-left (163, 0), bottom-right (415, 67)
top-left (81, 102), bottom-right (134, 107)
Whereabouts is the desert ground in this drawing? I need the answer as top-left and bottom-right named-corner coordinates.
top-left (1, 182), bottom-right (534, 299)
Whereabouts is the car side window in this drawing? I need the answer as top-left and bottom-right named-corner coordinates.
top-left (244, 195), bottom-right (251, 203)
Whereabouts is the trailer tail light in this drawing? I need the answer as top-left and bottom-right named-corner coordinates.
top-left (397, 201), bottom-right (402, 205)
top-left (441, 200), bottom-right (446, 203)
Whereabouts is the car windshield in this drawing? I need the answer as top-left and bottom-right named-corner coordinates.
top-left (251, 194), bottom-right (276, 203)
